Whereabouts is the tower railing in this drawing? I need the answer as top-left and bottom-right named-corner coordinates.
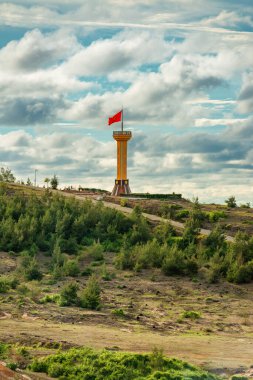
top-left (113, 131), bottom-right (132, 136)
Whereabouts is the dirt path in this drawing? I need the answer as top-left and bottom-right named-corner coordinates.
top-left (1, 318), bottom-right (252, 371)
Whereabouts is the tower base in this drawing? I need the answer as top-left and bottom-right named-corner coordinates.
top-left (111, 179), bottom-right (131, 196)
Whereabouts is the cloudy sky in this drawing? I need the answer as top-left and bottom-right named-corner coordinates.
top-left (0, 0), bottom-right (253, 203)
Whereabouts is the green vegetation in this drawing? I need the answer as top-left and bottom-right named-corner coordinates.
top-left (181, 311), bottom-right (201, 320)
top-left (29, 346), bottom-right (221, 380)
top-left (79, 275), bottom-right (101, 310)
top-left (225, 196), bottom-right (237, 208)
top-left (1, 184), bottom-right (253, 307)
top-left (0, 167), bottom-right (16, 183)
top-left (50, 174), bottom-right (59, 189)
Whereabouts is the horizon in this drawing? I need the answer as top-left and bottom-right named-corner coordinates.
top-left (0, 0), bottom-right (253, 203)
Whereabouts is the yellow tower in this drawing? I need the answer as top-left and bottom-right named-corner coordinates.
top-left (111, 130), bottom-right (132, 196)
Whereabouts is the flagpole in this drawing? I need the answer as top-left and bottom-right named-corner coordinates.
top-left (121, 108), bottom-right (123, 132)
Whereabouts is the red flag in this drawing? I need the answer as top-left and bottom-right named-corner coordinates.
top-left (108, 110), bottom-right (122, 126)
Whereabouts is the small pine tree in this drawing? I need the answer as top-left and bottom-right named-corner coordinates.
top-left (58, 282), bottom-right (79, 306)
top-left (22, 257), bottom-right (43, 281)
top-left (80, 275), bottom-right (101, 310)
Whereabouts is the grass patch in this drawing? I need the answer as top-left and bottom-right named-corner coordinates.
top-left (181, 311), bottom-right (202, 320)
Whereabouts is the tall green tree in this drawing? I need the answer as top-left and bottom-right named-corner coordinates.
top-left (0, 167), bottom-right (15, 183)
top-left (50, 175), bottom-right (59, 190)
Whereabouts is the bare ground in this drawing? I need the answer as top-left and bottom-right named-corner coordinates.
top-left (1, 252), bottom-right (253, 377)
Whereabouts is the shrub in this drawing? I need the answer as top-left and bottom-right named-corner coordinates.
top-left (20, 255), bottom-right (43, 281)
top-left (135, 240), bottom-right (164, 269)
top-left (240, 202), bottom-right (250, 209)
top-left (230, 231), bottom-right (253, 263)
top-left (29, 359), bottom-right (48, 373)
top-left (0, 277), bottom-right (10, 293)
top-left (0, 343), bottom-right (10, 358)
top-left (181, 311), bottom-right (201, 320)
top-left (80, 275), bottom-right (101, 310)
top-left (81, 267), bottom-right (93, 276)
top-left (208, 211), bottom-right (226, 223)
top-left (48, 363), bottom-right (65, 377)
top-left (227, 261), bottom-right (253, 284)
top-left (154, 223), bottom-right (176, 245)
top-left (87, 242), bottom-right (104, 261)
top-left (28, 346), bottom-right (221, 380)
top-left (63, 259), bottom-right (80, 277)
top-left (101, 264), bottom-right (114, 281)
top-left (162, 246), bottom-right (186, 276)
top-left (120, 198), bottom-right (127, 207)
top-left (204, 225), bottom-right (226, 259)
top-left (16, 346), bottom-right (30, 358)
top-left (225, 196), bottom-right (237, 208)
top-left (6, 362), bottom-right (18, 371)
top-left (112, 308), bottom-right (125, 317)
top-left (58, 282), bottom-right (79, 307)
top-left (39, 294), bottom-right (59, 304)
top-left (175, 209), bottom-right (189, 220)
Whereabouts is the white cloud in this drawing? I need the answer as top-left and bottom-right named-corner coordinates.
top-left (0, 28), bottom-right (80, 73)
top-left (61, 30), bottom-right (173, 77)
top-left (237, 72), bottom-right (253, 113)
top-left (201, 10), bottom-right (253, 28)
top-left (195, 118), bottom-right (248, 127)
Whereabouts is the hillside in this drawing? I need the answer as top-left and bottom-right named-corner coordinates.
top-left (0, 183), bottom-right (253, 379)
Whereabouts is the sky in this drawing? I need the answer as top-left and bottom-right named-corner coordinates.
top-left (0, 0), bottom-right (253, 203)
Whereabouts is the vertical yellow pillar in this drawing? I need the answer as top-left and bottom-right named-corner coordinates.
top-left (112, 131), bottom-right (132, 196)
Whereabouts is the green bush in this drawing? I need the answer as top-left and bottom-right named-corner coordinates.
top-left (181, 311), bottom-right (201, 320)
top-left (120, 198), bottom-right (127, 207)
top-left (20, 255), bottom-right (43, 281)
top-left (39, 294), bottom-right (59, 304)
top-left (162, 246), bottom-right (186, 276)
top-left (0, 342), bottom-right (10, 358)
top-left (6, 362), bottom-right (18, 371)
top-left (101, 264), bottom-right (114, 281)
top-left (87, 242), bottom-right (104, 261)
top-left (81, 267), bottom-right (93, 276)
top-left (29, 346), bottom-right (221, 380)
top-left (112, 308), bottom-right (125, 317)
top-left (154, 223), bottom-right (176, 244)
top-left (58, 282), bottom-right (79, 307)
top-left (80, 275), bottom-right (101, 310)
top-left (240, 202), bottom-right (250, 209)
top-left (29, 358), bottom-right (49, 373)
top-left (63, 259), bottom-right (80, 277)
top-left (227, 261), bottom-right (253, 284)
top-left (48, 363), bottom-right (65, 377)
top-left (175, 209), bottom-right (189, 220)
top-left (208, 211), bottom-right (226, 223)
top-left (225, 196), bottom-right (237, 208)
top-left (0, 277), bottom-right (10, 293)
